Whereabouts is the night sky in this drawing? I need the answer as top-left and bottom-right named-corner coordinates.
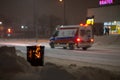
top-left (0, 0), bottom-right (98, 28)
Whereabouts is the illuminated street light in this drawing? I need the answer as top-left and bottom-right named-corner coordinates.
top-left (59, 0), bottom-right (63, 2)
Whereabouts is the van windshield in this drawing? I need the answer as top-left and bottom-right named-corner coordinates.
top-left (52, 30), bottom-right (59, 37)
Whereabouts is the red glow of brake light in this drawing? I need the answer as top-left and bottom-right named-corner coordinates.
top-left (76, 38), bottom-right (81, 42)
top-left (90, 39), bottom-right (94, 42)
top-left (84, 24), bottom-right (88, 27)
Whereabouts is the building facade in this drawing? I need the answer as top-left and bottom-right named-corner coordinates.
top-left (87, 0), bottom-right (120, 35)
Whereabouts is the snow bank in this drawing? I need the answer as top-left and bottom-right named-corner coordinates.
top-left (0, 46), bottom-right (75, 80)
top-left (0, 46), bottom-right (33, 80)
top-left (93, 35), bottom-right (120, 49)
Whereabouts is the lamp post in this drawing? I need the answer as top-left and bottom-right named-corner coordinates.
top-left (59, 0), bottom-right (66, 25)
top-left (33, 0), bottom-right (38, 43)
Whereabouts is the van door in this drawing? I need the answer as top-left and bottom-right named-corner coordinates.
top-left (79, 28), bottom-right (92, 42)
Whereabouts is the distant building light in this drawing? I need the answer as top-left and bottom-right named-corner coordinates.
top-left (104, 22), bottom-right (108, 25)
top-left (8, 28), bottom-right (12, 33)
top-left (7, 34), bottom-right (11, 37)
top-left (21, 25), bottom-right (28, 29)
top-left (0, 22), bottom-right (2, 24)
top-left (114, 21), bottom-right (117, 24)
top-left (104, 22), bottom-right (112, 26)
top-left (21, 26), bottom-right (24, 29)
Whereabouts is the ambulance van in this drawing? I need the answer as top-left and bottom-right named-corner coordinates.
top-left (49, 24), bottom-right (94, 50)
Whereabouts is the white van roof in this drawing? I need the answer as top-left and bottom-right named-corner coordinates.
top-left (59, 25), bottom-right (80, 28)
top-left (56, 24), bottom-right (92, 30)
top-left (58, 24), bottom-right (91, 28)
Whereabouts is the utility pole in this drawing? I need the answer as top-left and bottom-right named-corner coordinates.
top-left (33, 0), bottom-right (38, 43)
top-left (59, 0), bottom-right (66, 25)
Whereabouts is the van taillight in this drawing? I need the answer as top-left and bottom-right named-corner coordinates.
top-left (90, 39), bottom-right (94, 42)
top-left (76, 38), bottom-right (81, 42)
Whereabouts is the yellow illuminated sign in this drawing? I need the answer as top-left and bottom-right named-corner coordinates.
top-left (86, 19), bottom-right (94, 25)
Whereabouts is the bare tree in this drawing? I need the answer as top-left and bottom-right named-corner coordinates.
top-left (37, 15), bottom-right (62, 38)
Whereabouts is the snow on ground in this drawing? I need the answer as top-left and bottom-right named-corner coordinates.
top-left (0, 46), bottom-right (120, 80)
top-left (0, 35), bottom-right (120, 80)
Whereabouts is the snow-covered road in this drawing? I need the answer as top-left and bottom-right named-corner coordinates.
top-left (0, 37), bottom-right (120, 71)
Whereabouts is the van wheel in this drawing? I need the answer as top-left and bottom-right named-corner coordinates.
top-left (63, 47), bottom-right (67, 49)
top-left (69, 43), bottom-right (74, 50)
top-left (50, 42), bottom-right (55, 48)
top-left (82, 47), bottom-right (87, 50)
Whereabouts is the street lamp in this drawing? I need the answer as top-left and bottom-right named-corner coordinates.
top-left (59, 0), bottom-right (62, 2)
top-left (59, 0), bottom-right (66, 25)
